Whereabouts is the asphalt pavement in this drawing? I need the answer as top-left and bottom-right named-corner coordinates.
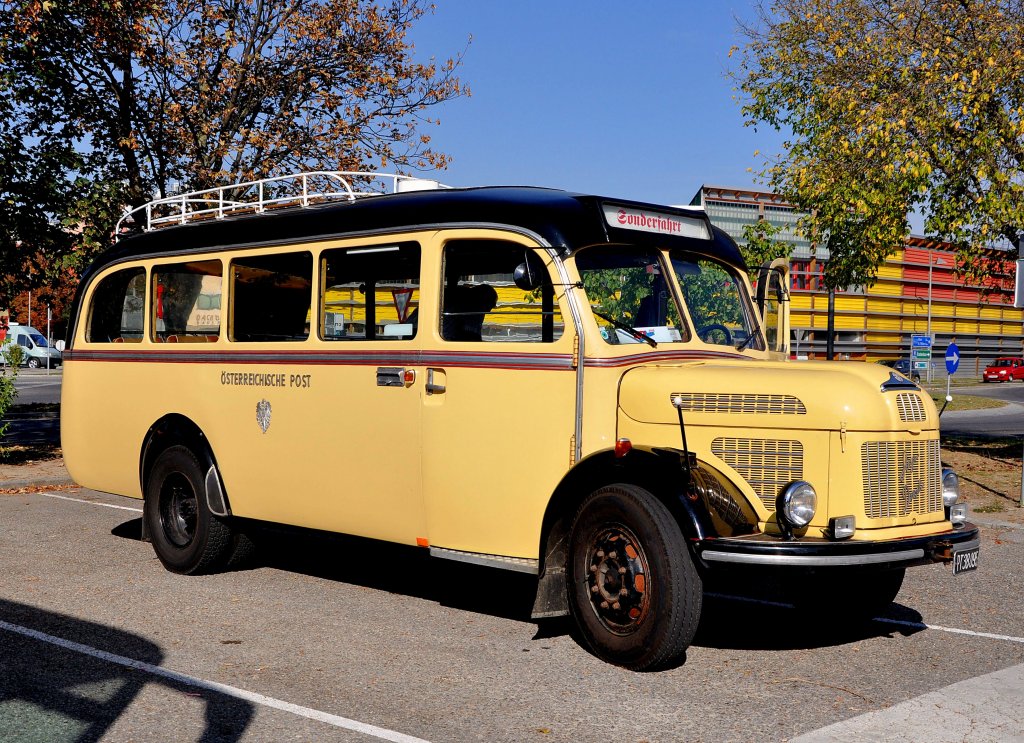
top-left (3, 369), bottom-right (1024, 740)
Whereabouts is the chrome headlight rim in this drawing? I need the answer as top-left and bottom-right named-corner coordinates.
top-left (942, 468), bottom-right (960, 508)
top-left (777, 480), bottom-right (817, 529)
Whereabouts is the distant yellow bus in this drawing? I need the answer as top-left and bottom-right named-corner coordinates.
top-left (63, 172), bottom-right (979, 671)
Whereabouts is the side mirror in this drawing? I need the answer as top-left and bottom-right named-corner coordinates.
top-left (513, 261), bottom-right (542, 291)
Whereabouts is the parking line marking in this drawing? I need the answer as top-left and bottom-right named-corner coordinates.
top-left (709, 593), bottom-right (1024, 644)
top-left (0, 619), bottom-right (431, 743)
top-left (42, 492), bottom-right (142, 513)
top-left (873, 617), bottom-right (1024, 645)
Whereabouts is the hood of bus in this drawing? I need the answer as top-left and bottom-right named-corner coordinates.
top-left (617, 359), bottom-right (938, 433)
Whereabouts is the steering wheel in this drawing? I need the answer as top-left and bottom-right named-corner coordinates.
top-left (697, 323), bottom-right (732, 345)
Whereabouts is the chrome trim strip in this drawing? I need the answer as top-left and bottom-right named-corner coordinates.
top-left (63, 348), bottom-right (576, 370)
top-left (584, 349), bottom-right (747, 367)
top-left (546, 247), bottom-right (585, 463)
top-left (699, 548), bottom-right (926, 567)
top-left (429, 546), bottom-right (539, 574)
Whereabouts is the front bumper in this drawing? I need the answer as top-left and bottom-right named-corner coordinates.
top-left (696, 523), bottom-right (979, 571)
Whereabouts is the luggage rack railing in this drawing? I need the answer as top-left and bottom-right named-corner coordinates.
top-left (115, 171), bottom-right (448, 238)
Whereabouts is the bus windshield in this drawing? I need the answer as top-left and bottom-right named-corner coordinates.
top-left (575, 245), bottom-right (762, 350)
top-left (670, 251), bottom-right (762, 350)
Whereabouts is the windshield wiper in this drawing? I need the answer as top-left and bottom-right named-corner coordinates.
top-left (735, 329), bottom-right (760, 352)
top-left (592, 310), bottom-right (657, 348)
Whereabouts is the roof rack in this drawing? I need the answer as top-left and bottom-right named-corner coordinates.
top-left (115, 171), bottom-right (449, 238)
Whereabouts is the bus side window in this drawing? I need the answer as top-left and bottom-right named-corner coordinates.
top-left (320, 243), bottom-right (421, 341)
top-left (441, 241), bottom-right (563, 343)
top-left (87, 267), bottom-right (146, 343)
top-left (152, 260), bottom-right (222, 341)
top-left (230, 252), bottom-right (313, 342)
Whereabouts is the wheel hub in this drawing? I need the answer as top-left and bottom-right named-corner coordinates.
top-left (584, 526), bottom-right (650, 634)
top-left (160, 473), bottom-right (198, 547)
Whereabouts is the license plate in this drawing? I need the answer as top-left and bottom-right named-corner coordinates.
top-left (952, 545), bottom-right (980, 575)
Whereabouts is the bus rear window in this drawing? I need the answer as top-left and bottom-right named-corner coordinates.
top-left (87, 267), bottom-right (146, 343)
top-left (152, 260), bottom-right (222, 342)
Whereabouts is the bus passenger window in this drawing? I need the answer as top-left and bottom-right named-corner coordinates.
top-left (320, 243), bottom-right (420, 341)
top-left (441, 241), bottom-right (563, 343)
top-left (230, 252), bottom-right (313, 342)
top-left (87, 267), bottom-right (146, 343)
top-left (152, 260), bottom-right (222, 342)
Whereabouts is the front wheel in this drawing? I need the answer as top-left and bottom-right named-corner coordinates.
top-left (26, 357), bottom-right (40, 369)
top-left (567, 484), bottom-right (702, 671)
top-left (144, 445), bottom-right (240, 575)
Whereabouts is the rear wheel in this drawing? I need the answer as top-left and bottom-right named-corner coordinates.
top-left (567, 484), bottom-right (701, 671)
top-left (144, 445), bottom-right (240, 575)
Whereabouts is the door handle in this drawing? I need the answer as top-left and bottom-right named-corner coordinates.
top-left (426, 368), bottom-right (446, 395)
top-left (376, 367), bottom-right (416, 388)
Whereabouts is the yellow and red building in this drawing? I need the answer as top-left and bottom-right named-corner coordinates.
top-left (692, 185), bottom-right (1024, 378)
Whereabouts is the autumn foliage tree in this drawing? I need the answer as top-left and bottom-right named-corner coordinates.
top-left (0, 0), bottom-right (467, 306)
top-left (734, 0), bottom-right (1024, 289)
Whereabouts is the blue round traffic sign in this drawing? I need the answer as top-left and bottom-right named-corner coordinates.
top-left (945, 343), bottom-right (960, 375)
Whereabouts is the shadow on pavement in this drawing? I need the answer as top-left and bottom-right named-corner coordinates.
top-left (111, 518), bottom-right (926, 655)
top-left (0, 598), bottom-right (254, 742)
top-left (112, 517), bottom-right (541, 625)
top-left (694, 593), bottom-right (925, 651)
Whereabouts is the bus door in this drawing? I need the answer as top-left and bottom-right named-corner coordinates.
top-left (419, 235), bottom-right (577, 559)
top-left (306, 240), bottom-right (427, 544)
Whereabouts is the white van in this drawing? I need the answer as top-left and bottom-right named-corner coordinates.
top-left (4, 323), bottom-right (62, 368)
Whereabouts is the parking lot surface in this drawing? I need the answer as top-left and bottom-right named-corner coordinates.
top-left (1, 488), bottom-right (1022, 742)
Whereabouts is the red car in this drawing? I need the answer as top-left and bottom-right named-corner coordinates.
top-left (983, 357), bottom-right (1024, 382)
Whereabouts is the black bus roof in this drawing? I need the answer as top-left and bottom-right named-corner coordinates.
top-left (98, 186), bottom-right (745, 271)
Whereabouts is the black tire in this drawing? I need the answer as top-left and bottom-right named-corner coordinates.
top-left (144, 445), bottom-right (239, 575)
top-left (567, 484), bottom-right (702, 671)
top-left (27, 357), bottom-right (40, 369)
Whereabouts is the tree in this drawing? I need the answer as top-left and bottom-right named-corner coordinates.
top-left (739, 218), bottom-right (790, 270)
top-left (0, 0), bottom-right (468, 303)
top-left (733, 0), bottom-right (1024, 289)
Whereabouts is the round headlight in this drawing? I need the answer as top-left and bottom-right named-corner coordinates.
top-left (942, 468), bottom-right (960, 507)
top-left (778, 481), bottom-right (816, 528)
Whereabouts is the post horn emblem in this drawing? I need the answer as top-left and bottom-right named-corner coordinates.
top-left (256, 399), bottom-right (272, 434)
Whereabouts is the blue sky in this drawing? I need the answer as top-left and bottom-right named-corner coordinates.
top-left (411, 1), bottom-right (786, 207)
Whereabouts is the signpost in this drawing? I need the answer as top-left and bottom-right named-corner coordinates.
top-left (911, 334), bottom-right (932, 374)
top-left (945, 342), bottom-right (960, 402)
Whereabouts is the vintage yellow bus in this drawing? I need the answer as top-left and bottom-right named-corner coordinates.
top-left (62, 172), bottom-right (979, 671)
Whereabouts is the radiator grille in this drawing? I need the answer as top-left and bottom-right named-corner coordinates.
top-left (712, 437), bottom-right (804, 508)
top-left (671, 393), bottom-right (807, 415)
top-left (861, 440), bottom-right (943, 518)
top-left (896, 393), bottom-right (927, 422)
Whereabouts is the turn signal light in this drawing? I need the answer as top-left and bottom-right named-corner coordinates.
top-left (614, 438), bottom-right (632, 457)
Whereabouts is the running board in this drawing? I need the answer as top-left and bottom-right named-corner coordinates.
top-left (429, 546), bottom-right (539, 574)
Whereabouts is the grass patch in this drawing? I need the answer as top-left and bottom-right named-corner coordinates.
top-left (942, 434), bottom-right (1022, 514)
top-left (973, 502), bottom-right (1006, 514)
top-left (928, 393), bottom-right (1006, 412)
